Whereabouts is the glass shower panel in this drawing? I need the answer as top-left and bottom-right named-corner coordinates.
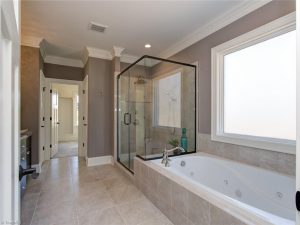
top-left (128, 61), bottom-right (147, 170)
top-left (118, 70), bottom-right (130, 169)
top-left (118, 56), bottom-right (196, 173)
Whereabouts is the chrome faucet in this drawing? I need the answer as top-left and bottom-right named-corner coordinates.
top-left (161, 146), bottom-right (185, 167)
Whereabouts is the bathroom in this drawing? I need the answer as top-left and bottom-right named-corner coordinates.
top-left (5, 1), bottom-right (299, 225)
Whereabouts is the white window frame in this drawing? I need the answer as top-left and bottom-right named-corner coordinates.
top-left (153, 69), bottom-right (182, 128)
top-left (211, 12), bottom-right (296, 154)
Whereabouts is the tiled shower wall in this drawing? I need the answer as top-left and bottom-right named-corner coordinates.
top-left (197, 134), bottom-right (295, 176)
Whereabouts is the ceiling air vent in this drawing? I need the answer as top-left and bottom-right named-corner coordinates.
top-left (89, 22), bottom-right (108, 33)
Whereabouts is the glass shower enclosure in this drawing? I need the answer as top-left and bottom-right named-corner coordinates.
top-left (117, 55), bottom-right (197, 173)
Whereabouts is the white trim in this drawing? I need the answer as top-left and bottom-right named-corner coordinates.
top-left (211, 12), bottom-right (296, 154)
top-left (0, 1), bottom-right (20, 223)
top-left (31, 163), bottom-right (42, 174)
top-left (159, 0), bottom-right (272, 59)
top-left (86, 46), bottom-right (112, 60)
top-left (296, 0), bottom-right (300, 223)
top-left (112, 46), bottom-right (124, 58)
top-left (44, 78), bottom-right (84, 158)
top-left (86, 155), bottom-right (113, 167)
top-left (44, 55), bottom-right (84, 68)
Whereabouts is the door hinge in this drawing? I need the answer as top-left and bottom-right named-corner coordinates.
top-left (83, 142), bottom-right (85, 147)
top-left (50, 144), bottom-right (52, 148)
top-left (50, 89), bottom-right (52, 93)
top-left (43, 146), bottom-right (45, 151)
top-left (83, 116), bottom-right (85, 121)
top-left (83, 90), bottom-right (85, 94)
top-left (43, 87), bottom-right (46, 92)
top-left (43, 117), bottom-right (45, 121)
top-left (50, 116), bottom-right (52, 121)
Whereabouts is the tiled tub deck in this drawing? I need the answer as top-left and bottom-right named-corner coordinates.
top-left (134, 157), bottom-right (249, 225)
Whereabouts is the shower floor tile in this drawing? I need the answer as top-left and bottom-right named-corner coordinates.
top-left (21, 156), bottom-right (174, 225)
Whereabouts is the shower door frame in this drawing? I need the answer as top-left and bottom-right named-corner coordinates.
top-left (117, 55), bottom-right (197, 173)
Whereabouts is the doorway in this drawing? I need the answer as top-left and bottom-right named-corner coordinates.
top-left (51, 83), bottom-right (79, 158)
top-left (40, 78), bottom-right (86, 163)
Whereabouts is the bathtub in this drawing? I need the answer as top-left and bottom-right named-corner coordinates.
top-left (148, 154), bottom-right (295, 225)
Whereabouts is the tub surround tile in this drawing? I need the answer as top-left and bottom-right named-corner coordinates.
top-left (198, 133), bottom-right (295, 176)
top-left (171, 181), bottom-right (188, 217)
top-left (210, 205), bottom-right (247, 225)
top-left (134, 158), bottom-right (248, 225)
top-left (186, 191), bottom-right (210, 225)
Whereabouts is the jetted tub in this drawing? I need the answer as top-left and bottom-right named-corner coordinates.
top-left (151, 154), bottom-right (296, 225)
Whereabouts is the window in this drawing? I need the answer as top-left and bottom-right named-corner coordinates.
top-left (154, 72), bottom-right (181, 128)
top-left (211, 13), bottom-right (296, 154)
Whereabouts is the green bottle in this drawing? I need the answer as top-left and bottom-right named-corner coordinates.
top-left (180, 128), bottom-right (188, 152)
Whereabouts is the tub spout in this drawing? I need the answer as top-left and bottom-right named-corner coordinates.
top-left (161, 146), bottom-right (185, 167)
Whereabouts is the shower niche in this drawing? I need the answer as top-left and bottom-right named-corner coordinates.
top-left (117, 55), bottom-right (196, 172)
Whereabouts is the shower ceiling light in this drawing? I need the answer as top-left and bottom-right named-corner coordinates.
top-left (145, 44), bottom-right (151, 48)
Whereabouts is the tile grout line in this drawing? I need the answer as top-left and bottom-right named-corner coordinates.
top-left (29, 161), bottom-right (49, 225)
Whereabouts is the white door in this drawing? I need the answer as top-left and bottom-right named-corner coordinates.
top-left (51, 89), bottom-right (59, 157)
top-left (0, 0), bottom-right (21, 223)
top-left (82, 76), bottom-right (88, 160)
top-left (296, 2), bottom-right (300, 224)
top-left (58, 97), bottom-right (73, 141)
top-left (39, 70), bottom-right (46, 164)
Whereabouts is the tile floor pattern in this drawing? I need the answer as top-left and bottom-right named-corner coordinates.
top-left (53, 142), bottom-right (78, 158)
top-left (21, 157), bottom-right (173, 225)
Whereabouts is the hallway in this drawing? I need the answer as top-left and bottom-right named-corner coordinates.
top-left (21, 157), bottom-right (173, 225)
top-left (53, 142), bottom-right (78, 158)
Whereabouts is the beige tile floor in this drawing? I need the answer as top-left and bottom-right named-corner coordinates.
top-left (21, 156), bottom-right (173, 225)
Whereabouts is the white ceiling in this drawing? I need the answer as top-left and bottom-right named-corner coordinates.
top-left (21, 0), bottom-right (270, 64)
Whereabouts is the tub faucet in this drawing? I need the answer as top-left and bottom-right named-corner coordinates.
top-left (161, 146), bottom-right (185, 167)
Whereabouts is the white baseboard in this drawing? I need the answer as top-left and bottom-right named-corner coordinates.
top-left (32, 163), bottom-right (42, 173)
top-left (87, 155), bottom-right (113, 167)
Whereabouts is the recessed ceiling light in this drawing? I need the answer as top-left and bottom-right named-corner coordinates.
top-left (145, 44), bottom-right (151, 48)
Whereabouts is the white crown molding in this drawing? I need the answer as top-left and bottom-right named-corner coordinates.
top-left (39, 39), bottom-right (47, 59)
top-left (159, 0), bottom-right (272, 59)
top-left (85, 46), bottom-right (140, 64)
top-left (112, 46), bottom-right (124, 57)
top-left (21, 35), bottom-right (43, 48)
top-left (82, 47), bottom-right (89, 66)
top-left (44, 55), bottom-right (84, 68)
top-left (86, 46), bottom-right (113, 60)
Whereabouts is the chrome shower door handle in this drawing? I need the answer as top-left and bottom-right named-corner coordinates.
top-left (124, 113), bottom-right (131, 125)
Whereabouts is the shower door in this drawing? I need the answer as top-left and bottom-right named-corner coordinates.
top-left (118, 71), bottom-right (131, 170)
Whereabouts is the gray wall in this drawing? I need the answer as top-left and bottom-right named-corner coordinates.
top-left (44, 63), bottom-right (84, 81)
top-left (165, 0), bottom-right (296, 175)
top-left (21, 46), bottom-right (41, 164)
top-left (84, 57), bottom-right (114, 158)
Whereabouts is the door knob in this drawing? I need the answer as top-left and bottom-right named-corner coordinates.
top-left (57, 122), bottom-right (60, 124)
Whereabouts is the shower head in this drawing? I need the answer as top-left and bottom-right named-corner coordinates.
top-left (134, 76), bottom-right (146, 85)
